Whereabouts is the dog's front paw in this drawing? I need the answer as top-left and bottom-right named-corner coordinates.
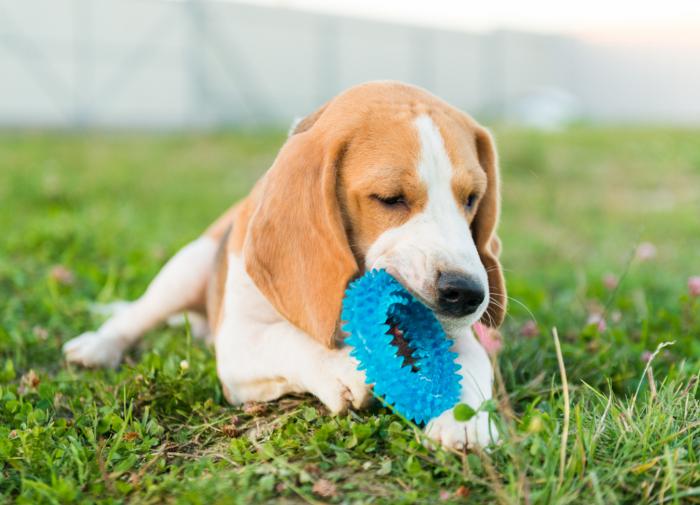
top-left (306, 347), bottom-right (372, 415)
top-left (425, 408), bottom-right (498, 450)
top-left (63, 331), bottom-right (123, 368)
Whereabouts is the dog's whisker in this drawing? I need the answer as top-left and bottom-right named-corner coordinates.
top-left (505, 296), bottom-right (538, 324)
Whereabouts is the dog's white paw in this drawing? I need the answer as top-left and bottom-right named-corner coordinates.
top-left (425, 409), bottom-right (498, 450)
top-left (306, 348), bottom-right (372, 414)
top-left (63, 331), bottom-right (124, 368)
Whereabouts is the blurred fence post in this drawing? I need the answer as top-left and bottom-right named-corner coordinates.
top-left (73, 0), bottom-right (93, 127)
top-left (315, 16), bottom-right (339, 107)
top-left (187, 0), bottom-right (210, 127)
top-left (411, 28), bottom-right (435, 91)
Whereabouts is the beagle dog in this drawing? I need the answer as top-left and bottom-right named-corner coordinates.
top-left (63, 81), bottom-right (506, 450)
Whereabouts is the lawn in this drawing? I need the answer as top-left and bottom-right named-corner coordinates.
top-left (1, 126), bottom-right (699, 504)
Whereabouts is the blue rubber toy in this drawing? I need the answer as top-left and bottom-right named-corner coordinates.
top-left (341, 269), bottom-right (462, 424)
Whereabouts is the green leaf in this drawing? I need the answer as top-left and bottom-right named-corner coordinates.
top-left (1, 359), bottom-right (15, 382)
top-left (335, 451), bottom-right (350, 466)
top-left (467, 454), bottom-right (483, 475)
top-left (377, 460), bottom-right (392, 476)
top-left (302, 406), bottom-right (317, 421)
top-left (404, 455), bottom-right (422, 475)
top-left (453, 403), bottom-right (476, 422)
top-left (5, 399), bottom-right (19, 413)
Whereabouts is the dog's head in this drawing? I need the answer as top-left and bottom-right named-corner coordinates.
top-left (244, 81), bottom-right (506, 346)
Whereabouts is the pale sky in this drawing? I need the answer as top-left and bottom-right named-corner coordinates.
top-left (232, 0), bottom-right (700, 47)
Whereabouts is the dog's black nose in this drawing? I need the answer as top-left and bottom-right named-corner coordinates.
top-left (436, 272), bottom-right (485, 317)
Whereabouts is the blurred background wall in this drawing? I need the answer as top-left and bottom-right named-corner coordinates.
top-left (1, 0), bottom-right (698, 129)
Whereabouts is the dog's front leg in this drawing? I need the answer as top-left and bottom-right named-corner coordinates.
top-left (216, 320), bottom-right (372, 413)
top-left (215, 255), bottom-right (372, 414)
top-left (424, 326), bottom-right (499, 450)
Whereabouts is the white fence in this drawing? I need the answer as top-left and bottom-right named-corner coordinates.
top-left (0, 0), bottom-right (698, 128)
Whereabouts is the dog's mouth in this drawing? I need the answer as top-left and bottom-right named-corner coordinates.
top-left (387, 319), bottom-right (419, 372)
top-left (372, 268), bottom-right (438, 313)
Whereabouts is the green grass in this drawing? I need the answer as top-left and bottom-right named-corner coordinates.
top-left (1, 126), bottom-right (699, 504)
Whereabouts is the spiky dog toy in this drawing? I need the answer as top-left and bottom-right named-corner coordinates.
top-left (341, 269), bottom-right (462, 424)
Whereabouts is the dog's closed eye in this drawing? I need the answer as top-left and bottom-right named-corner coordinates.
top-left (371, 193), bottom-right (408, 210)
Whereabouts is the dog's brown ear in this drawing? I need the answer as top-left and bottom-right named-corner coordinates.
top-left (472, 127), bottom-right (507, 327)
top-left (290, 102), bottom-right (329, 135)
top-left (244, 109), bottom-right (357, 348)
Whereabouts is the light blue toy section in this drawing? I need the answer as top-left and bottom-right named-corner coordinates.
top-left (341, 269), bottom-right (462, 425)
